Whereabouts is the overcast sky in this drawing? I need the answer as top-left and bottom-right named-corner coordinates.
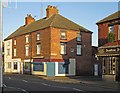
top-left (3, 2), bottom-right (118, 46)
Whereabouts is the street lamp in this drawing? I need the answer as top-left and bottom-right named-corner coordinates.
top-left (0, 0), bottom-right (3, 92)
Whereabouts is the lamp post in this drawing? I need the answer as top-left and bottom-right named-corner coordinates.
top-left (0, 0), bottom-right (3, 92)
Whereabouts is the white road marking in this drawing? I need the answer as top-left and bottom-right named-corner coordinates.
top-left (8, 77), bottom-right (11, 79)
top-left (3, 84), bottom-right (7, 87)
top-left (22, 80), bottom-right (28, 83)
top-left (72, 88), bottom-right (83, 91)
top-left (3, 83), bottom-right (28, 93)
top-left (41, 82), bottom-right (83, 91)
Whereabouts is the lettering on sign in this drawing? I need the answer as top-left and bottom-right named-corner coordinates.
top-left (105, 48), bottom-right (120, 53)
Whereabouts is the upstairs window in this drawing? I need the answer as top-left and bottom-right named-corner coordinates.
top-left (14, 48), bottom-right (16, 57)
top-left (25, 46), bottom-right (29, 56)
top-left (77, 45), bottom-right (81, 55)
top-left (77, 32), bottom-right (81, 41)
top-left (14, 40), bottom-right (16, 45)
top-left (118, 25), bottom-right (120, 40)
top-left (37, 33), bottom-right (40, 40)
top-left (37, 44), bottom-right (40, 55)
top-left (60, 43), bottom-right (66, 54)
top-left (25, 36), bottom-right (29, 43)
top-left (61, 31), bottom-right (66, 40)
top-left (7, 49), bottom-right (10, 55)
top-left (7, 41), bottom-right (10, 46)
top-left (109, 26), bottom-right (114, 33)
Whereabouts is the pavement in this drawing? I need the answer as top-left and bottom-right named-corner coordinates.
top-left (38, 75), bottom-right (120, 90)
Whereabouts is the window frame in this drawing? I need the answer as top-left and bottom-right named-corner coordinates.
top-left (37, 44), bottom-right (41, 55)
top-left (109, 26), bottom-right (114, 33)
top-left (60, 31), bottom-right (67, 40)
top-left (77, 44), bottom-right (82, 55)
top-left (37, 33), bottom-right (40, 41)
top-left (25, 35), bottom-right (29, 43)
top-left (7, 49), bottom-right (10, 55)
top-left (77, 32), bottom-right (81, 41)
top-left (60, 43), bottom-right (67, 55)
top-left (14, 48), bottom-right (16, 57)
top-left (14, 40), bottom-right (16, 45)
top-left (25, 46), bottom-right (29, 56)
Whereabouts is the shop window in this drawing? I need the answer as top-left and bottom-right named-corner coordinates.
top-left (24, 62), bottom-right (30, 71)
top-left (58, 61), bottom-right (69, 74)
top-left (13, 62), bottom-right (17, 70)
top-left (33, 62), bottom-right (44, 71)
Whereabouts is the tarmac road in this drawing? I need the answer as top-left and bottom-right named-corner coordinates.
top-left (3, 74), bottom-right (120, 92)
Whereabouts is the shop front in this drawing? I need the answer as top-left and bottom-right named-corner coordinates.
top-left (97, 46), bottom-right (120, 81)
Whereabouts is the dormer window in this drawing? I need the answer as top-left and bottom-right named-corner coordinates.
top-left (37, 33), bottom-right (40, 40)
top-left (61, 31), bottom-right (66, 40)
top-left (77, 32), bottom-right (81, 41)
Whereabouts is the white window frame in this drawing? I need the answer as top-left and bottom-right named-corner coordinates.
top-left (109, 26), bottom-right (114, 33)
top-left (7, 49), bottom-right (10, 55)
top-left (37, 33), bottom-right (40, 40)
top-left (61, 31), bottom-right (66, 39)
top-left (25, 46), bottom-right (29, 56)
top-left (14, 48), bottom-right (16, 57)
top-left (60, 43), bottom-right (66, 54)
top-left (37, 44), bottom-right (40, 55)
top-left (77, 32), bottom-right (81, 41)
top-left (7, 62), bottom-right (11, 68)
top-left (7, 41), bottom-right (10, 46)
top-left (25, 36), bottom-right (29, 43)
top-left (77, 45), bottom-right (81, 55)
top-left (118, 25), bottom-right (120, 40)
top-left (14, 40), bottom-right (16, 45)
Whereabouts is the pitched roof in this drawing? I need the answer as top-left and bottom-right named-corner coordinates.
top-left (5, 14), bottom-right (92, 41)
top-left (96, 10), bottom-right (120, 24)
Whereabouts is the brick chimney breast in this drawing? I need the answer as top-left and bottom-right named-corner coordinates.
top-left (25, 14), bottom-right (35, 26)
top-left (46, 5), bottom-right (58, 18)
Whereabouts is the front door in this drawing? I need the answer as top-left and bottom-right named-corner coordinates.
top-left (94, 64), bottom-right (98, 76)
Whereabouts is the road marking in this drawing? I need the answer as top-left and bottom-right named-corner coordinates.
top-left (22, 80), bottom-right (28, 83)
top-left (3, 84), bottom-right (7, 87)
top-left (72, 88), bottom-right (83, 91)
top-left (41, 82), bottom-right (84, 91)
top-left (8, 77), bottom-right (11, 79)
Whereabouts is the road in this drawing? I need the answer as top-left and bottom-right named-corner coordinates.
top-left (3, 74), bottom-right (120, 92)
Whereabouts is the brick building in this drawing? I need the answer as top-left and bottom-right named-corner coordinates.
top-left (4, 5), bottom-right (94, 76)
top-left (96, 10), bottom-right (120, 81)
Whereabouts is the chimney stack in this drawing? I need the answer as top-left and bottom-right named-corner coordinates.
top-left (25, 14), bottom-right (35, 26)
top-left (46, 5), bottom-right (58, 18)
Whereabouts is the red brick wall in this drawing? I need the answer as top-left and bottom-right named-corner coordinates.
top-left (97, 19), bottom-right (120, 47)
top-left (12, 27), bottom-right (93, 75)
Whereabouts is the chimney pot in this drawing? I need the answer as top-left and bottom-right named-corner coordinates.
top-left (25, 14), bottom-right (35, 26)
top-left (46, 5), bottom-right (59, 18)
